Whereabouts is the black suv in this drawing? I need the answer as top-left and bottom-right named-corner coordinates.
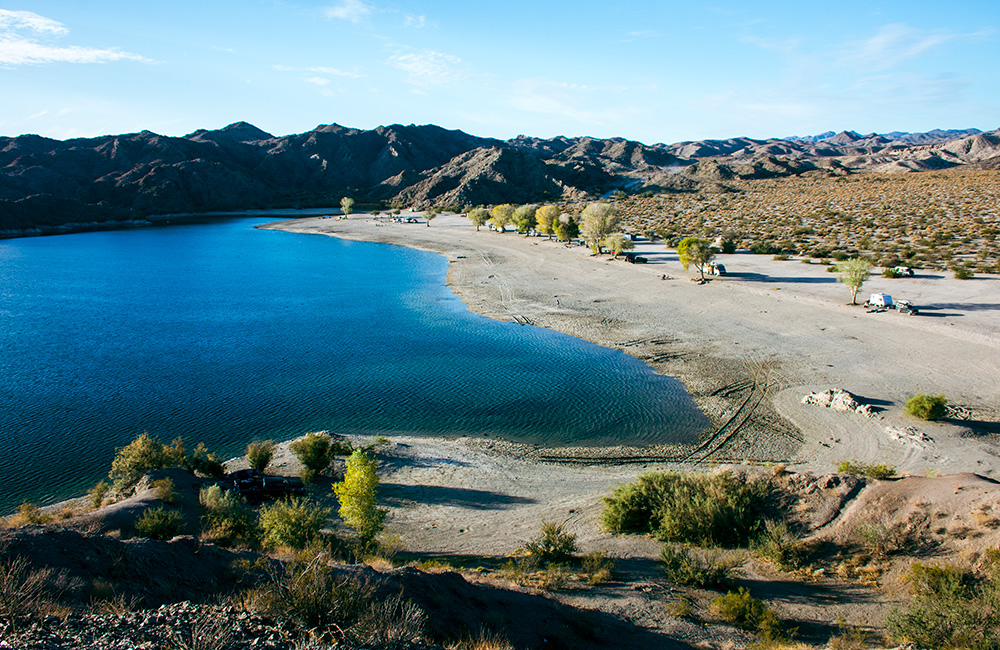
top-left (223, 469), bottom-right (305, 500)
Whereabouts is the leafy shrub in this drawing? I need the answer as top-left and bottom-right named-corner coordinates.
top-left (88, 480), bottom-right (110, 510)
top-left (134, 506), bottom-right (186, 540)
top-left (906, 394), bottom-right (948, 421)
top-left (772, 253), bottom-right (790, 261)
top-left (882, 267), bottom-right (904, 278)
top-left (750, 241), bottom-right (778, 255)
top-left (887, 561), bottom-right (1000, 649)
top-left (522, 521), bottom-right (578, 566)
top-left (108, 434), bottom-right (219, 492)
top-left (109, 433), bottom-right (170, 492)
top-left (753, 520), bottom-right (805, 570)
top-left (720, 240), bottom-right (737, 254)
top-left (246, 440), bottom-right (275, 471)
top-left (259, 497), bottom-right (331, 550)
top-left (660, 545), bottom-right (739, 588)
top-left (711, 588), bottom-right (782, 635)
top-left (601, 471), bottom-right (774, 546)
top-left (199, 485), bottom-right (260, 547)
top-left (837, 460), bottom-right (897, 479)
top-left (290, 432), bottom-right (333, 483)
top-left (152, 478), bottom-right (175, 503)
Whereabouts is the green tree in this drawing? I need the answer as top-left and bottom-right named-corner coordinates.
top-left (604, 233), bottom-right (634, 258)
top-left (489, 204), bottom-right (515, 232)
top-left (512, 204), bottom-right (538, 235)
top-left (424, 208), bottom-right (438, 227)
top-left (340, 197), bottom-right (354, 216)
top-left (677, 237), bottom-right (716, 281)
top-left (535, 205), bottom-right (561, 239)
top-left (553, 214), bottom-right (579, 242)
top-left (835, 258), bottom-right (873, 305)
top-left (580, 203), bottom-right (620, 254)
top-left (290, 432), bottom-right (332, 483)
top-left (467, 207), bottom-right (489, 231)
top-left (332, 449), bottom-right (387, 546)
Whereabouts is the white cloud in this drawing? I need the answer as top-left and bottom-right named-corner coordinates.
top-left (272, 64), bottom-right (362, 79)
top-left (0, 9), bottom-right (149, 66)
top-left (305, 76), bottom-right (330, 86)
top-left (324, 0), bottom-right (371, 23)
top-left (840, 23), bottom-right (969, 71)
top-left (0, 10), bottom-right (67, 35)
top-left (404, 15), bottom-right (428, 28)
top-left (389, 50), bottom-right (462, 86)
top-left (507, 78), bottom-right (636, 127)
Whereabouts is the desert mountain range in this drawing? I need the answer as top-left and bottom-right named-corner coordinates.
top-left (1, 122), bottom-right (998, 234)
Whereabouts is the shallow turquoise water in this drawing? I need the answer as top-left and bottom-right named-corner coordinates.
top-left (0, 217), bottom-right (708, 512)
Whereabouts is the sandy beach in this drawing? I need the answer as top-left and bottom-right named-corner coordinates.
top-left (264, 212), bottom-right (1000, 478)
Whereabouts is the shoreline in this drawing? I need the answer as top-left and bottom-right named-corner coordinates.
top-left (264, 212), bottom-right (1000, 477)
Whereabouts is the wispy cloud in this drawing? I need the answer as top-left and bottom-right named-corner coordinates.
top-left (508, 78), bottom-right (637, 127)
top-left (404, 15), bottom-right (428, 28)
top-left (389, 50), bottom-right (462, 86)
top-left (0, 9), bottom-right (149, 66)
top-left (324, 0), bottom-right (372, 23)
top-left (272, 64), bottom-right (362, 79)
top-left (840, 23), bottom-right (979, 71)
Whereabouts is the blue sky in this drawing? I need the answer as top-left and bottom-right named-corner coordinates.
top-left (1, 1), bottom-right (997, 144)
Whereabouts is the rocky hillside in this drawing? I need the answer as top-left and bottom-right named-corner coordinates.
top-left (2, 121), bottom-right (999, 236)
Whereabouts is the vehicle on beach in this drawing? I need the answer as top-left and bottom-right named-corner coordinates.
top-left (897, 299), bottom-right (920, 315)
top-left (222, 469), bottom-right (305, 501)
top-left (708, 262), bottom-right (727, 276)
top-left (865, 293), bottom-right (894, 309)
top-left (894, 266), bottom-right (915, 276)
top-left (621, 252), bottom-right (648, 264)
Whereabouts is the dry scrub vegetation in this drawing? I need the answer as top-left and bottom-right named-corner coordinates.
top-left (617, 169), bottom-right (1000, 273)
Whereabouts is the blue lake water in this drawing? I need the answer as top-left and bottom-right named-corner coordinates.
top-left (0, 217), bottom-right (709, 513)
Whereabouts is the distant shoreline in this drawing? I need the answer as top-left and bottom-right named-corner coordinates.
top-left (267, 212), bottom-right (1000, 477)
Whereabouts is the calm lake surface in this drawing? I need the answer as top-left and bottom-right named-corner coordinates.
top-left (0, 217), bottom-right (709, 513)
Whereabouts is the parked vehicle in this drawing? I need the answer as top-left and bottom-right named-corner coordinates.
top-left (864, 293), bottom-right (894, 309)
top-left (894, 266), bottom-right (915, 276)
top-left (223, 469), bottom-right (305, 500)
top-left (622, 252), bottom-right (648, 264)
top-left (708, 262), bottom-right (727, 276)
top-left (897, 299), bottom-right (920, 315)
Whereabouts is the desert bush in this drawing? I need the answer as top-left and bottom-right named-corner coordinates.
top-left (711, 588), bottom-right (782, 636)
top-left (134, 506), bottom-right (186, 540)
top-left (332, 449), bottom-right (387, 547)
top-left (906, 393), bottom-right (948, 421)
top-left (750, 241), bottom-right (778, 255)
top-left (601, 471), bottom-right (774, 546)
top-left (887, 561), bottom-right (1000, 649)
top-left (186, 442), bottom-right (224, 478)
top-left (199, 485), bottom-right (260, 547)
top-left (953, 265), bottom-right (976, 280)
top-left (246, 440), bottom-right (275, 471)
top-left (522, 521), bottom-right (577, 566)
top-left (660, 545), bottom-right (740, 588)
top-left (247, 547), bottom-right (425, 643)
top-left (88, 480), bottom-right (110, 510)
top-left (837, 460), bottom-right (897, 479)
top-left (259, 497), bottom-right (331, 550)
top-left (0, 554), bottom-right (55, 630)
top-left (753, 520), bottom-right (806, 570)
top-left (290, 432), bottom-right (333, 483)
top-left (109, 433), bottom-right (170, 492)
top-left (152, 477), bottom-right (176, 503)
top-left (882, 267), bottom-right (904, 278)
top-left (7, 503), bottom-right (51, 527)
top-left (581, 550), bottom-right (616, 585)
top-left (109, 434), bottom-right (219, 492)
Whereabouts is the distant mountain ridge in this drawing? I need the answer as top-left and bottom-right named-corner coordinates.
top-left (2, 123), bottom-right (998, 235)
